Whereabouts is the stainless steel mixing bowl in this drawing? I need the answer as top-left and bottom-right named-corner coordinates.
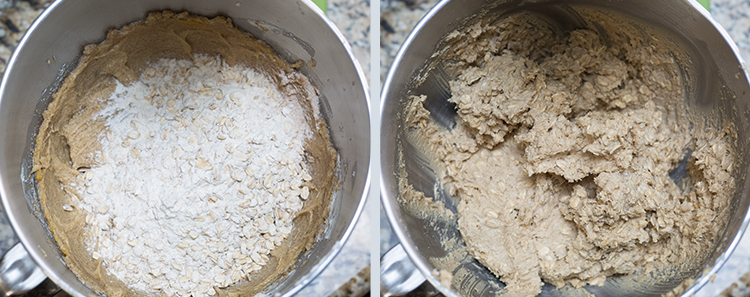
top-left (0, 0), bottom-right (370, 296)
top-left (381, 0), bottom-right (750, 296)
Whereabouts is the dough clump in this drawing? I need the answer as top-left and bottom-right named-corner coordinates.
top-left (403, 12), bottom-right (737, 296)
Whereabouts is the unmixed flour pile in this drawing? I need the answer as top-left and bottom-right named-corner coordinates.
top-left (32, 11), bottom-right (338, 297)
top-left (76, 55), bottom-right (312, 296)
top-left (401, 12), bottom-right (737, 296)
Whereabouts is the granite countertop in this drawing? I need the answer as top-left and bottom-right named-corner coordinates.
top-left (380, 0), bottom-right (750, 296)
top-left (0, 0), bottom-right (371, 296)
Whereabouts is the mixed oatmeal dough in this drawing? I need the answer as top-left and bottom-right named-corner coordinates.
top-left (402, 11), bottom-right (737, 296)
top-left (32, 11), bottom-right (338, 297)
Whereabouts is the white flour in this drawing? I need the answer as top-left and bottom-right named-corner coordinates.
top-left (71, 55), bottom-right (315, 296)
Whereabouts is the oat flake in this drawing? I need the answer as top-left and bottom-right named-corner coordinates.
top-left (74, 55), bottom-right (314, 296)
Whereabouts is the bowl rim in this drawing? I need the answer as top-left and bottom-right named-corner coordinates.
top-left (0, 0), bottom-right (371, 296)
top-left (379, 0), bottom-right (750, 296)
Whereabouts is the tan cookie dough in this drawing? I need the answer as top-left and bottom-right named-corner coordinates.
top-left (403, 12), bottom-right (737, 296)
top-left (32, 11), bottom-right (337, 297)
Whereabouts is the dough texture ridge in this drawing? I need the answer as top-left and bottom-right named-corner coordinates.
top-left (401, 11), bottom-right (737, 296)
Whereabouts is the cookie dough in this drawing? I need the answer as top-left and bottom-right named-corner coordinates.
top-left (403, 12), bottom-right (737, 296)
top-left (32, 11), bottom-right (338, 297)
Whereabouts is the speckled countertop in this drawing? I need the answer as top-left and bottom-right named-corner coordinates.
top-left (380, 0), bottom-right (750, 296)
top-left (0, 0), bottom-right (371, 296)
